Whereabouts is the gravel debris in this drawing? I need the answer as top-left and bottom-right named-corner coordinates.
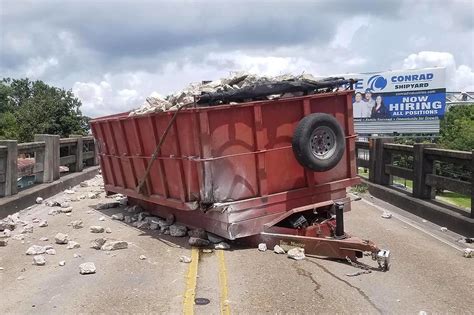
top-left (170, 224), bottom-right (187, 237)
top-left (67, 241), bottom-right (81, 249)
top-left (273, 245), bottom-right (286, 254)
top-left (101, 240), bottom-right (128, 251)
top-left (214, 242), bottom-right (231, 250)
top-left (90, 238), bottom-right (107, 250)
top-left (105, 227), bottom-right (112, 233)
top-left (188, 237), bottom-right (210, 247)
top-left (58, 260), bottom-right (66, 266)
top-left (258, 243), bottom-right (267, 252)
top-left (111, 213), bottom-right (124, 221)
top-left (98, 216), bottom-right (105, 221)
top-left (38, 220), bottom-right (48, 227)
top-left (71, 220), bottom-right (84, 229)
top-left (35, 197), bottom-right (43, 204)
top-left (139, 255), bottom-right (147, 260)
top-left (179, 255), bottom-right (192, 263)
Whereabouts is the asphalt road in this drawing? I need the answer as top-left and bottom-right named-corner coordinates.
top-left (0, 177), bottom-right (472, 314)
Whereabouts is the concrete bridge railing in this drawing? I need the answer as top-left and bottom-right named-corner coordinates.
top-left (0, 134), bottom-right (98, 197)
top-left (356, 137), bottom-right (473, 218)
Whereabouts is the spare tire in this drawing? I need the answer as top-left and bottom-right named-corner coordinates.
top-left (292, 113), bottom-right (345, 172)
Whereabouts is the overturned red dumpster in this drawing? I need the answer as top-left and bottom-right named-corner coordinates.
top-left (90, 88), bottom-right (389, 269)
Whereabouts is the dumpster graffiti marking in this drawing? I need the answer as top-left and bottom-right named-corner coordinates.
top-left (183, 248), bottom-right (200, 315)
top-left (217, 250), bottom-right (231, 315)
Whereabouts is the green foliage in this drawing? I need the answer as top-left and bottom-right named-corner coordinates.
top-left (439, 104), bottom-right (474, 151)
top-left (0, 78), bottom-right (89, 142)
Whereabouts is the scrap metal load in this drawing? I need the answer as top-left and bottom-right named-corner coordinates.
top-left (129, 73), bottom-right (358, 116)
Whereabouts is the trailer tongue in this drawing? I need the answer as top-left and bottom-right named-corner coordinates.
top-left (90, 86), bottom-right (390, 270)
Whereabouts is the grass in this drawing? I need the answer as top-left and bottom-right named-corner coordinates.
top-left (437, 191), bottom-right (471, 209)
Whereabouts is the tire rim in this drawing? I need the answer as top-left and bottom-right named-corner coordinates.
top-left (310, 126), bottom-right (337, 160)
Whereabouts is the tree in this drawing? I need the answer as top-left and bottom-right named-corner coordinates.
top-left (0, 78), bottom-right (89, 142)
top-left (439, 104), bottom-right (474, 151)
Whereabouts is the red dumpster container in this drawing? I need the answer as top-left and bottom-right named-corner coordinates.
top-left (90, 91), bottom-right (359, 239)
top-left (90, 90), bottom-right (392, 268)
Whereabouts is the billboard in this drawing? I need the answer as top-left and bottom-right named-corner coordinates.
top-left (352, 67), bottom-right (446, 122)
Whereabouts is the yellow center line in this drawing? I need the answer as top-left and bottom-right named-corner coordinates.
top-left (217, 250), bottom-right (231, 315)
top-left (183, 247), bottom-right (200, 315)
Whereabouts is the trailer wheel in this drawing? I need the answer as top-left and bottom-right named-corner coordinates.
top-left (292, 113), bottom-right (345, 171)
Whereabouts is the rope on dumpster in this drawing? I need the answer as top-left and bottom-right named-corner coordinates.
top-left (136, 102), bottom-right (195, 195)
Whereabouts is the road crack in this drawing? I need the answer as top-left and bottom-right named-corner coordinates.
top-left (306, 259), bottom-right (382, 314)
top-left (292, 262), bottom-right (324, 299)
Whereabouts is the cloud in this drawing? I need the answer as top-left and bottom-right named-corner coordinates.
top-left (402, 51), bottom-right (474, 91)
top-left (1, 0), bottom-right (473, 117)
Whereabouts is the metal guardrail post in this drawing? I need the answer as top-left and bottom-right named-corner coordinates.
top-left (0, 140), bottom-right (18, 196)
top-left (413, 143), bottom-right (437, 199)
top-left (34, 134), bottom-right (60, 182)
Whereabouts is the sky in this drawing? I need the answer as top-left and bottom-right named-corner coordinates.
top-left (1, 0), bottom-right (473, 118)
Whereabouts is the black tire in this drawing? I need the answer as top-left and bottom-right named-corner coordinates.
top-left (292, 113), bottom-right (345, 171)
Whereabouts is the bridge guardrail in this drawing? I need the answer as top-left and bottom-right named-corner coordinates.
top-left (356, 137), bottom-right (473, 218)
top-left (0, 134), bottom-right (98, 197)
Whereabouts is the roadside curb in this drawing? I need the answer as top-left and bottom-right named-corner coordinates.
top-left (361, 179), bottom-right (474, 237)
top-left (0, 166), bottom-right (100, 219)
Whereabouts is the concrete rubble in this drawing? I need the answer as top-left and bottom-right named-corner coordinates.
top-left (139, 255), bottom-right (147, 260)
top-left (59, 260), bottom-right (66, 266)
top-left (105, 227), bottom-right (112, 233)
top-left (381, 211), bottom-right (392, 219)
top-left (67, 241), bottom-right (81, 249)
top-left (95, 202), bottom-right (120, 210)
top-left (35, 197), bottom-right (43, 204)
top-left (129, 72), bottom-right (323, 116)
top-left (179, 255), bottom-right (192, 263)
top-left (33, 255), bottom-right (46, 266)
top-left (258, 243), bottom-right (267, 252)
top-left (90, 238), bottom-right (107, 250)
top-left (45, 248), bottom-right (56, 255)
top-left (188, 237), bottom-right (210, 247)
top-left (111, 213), bottom-right (124, 221)
top-left (79, 262), bottom-right (96, 275)
top-left (26, 245), bottom-right (52, 255)
top-left (20, 225), bottom-right (33, 234)
top-left (71, 220), bottom-right (84, 229)
top-left (463, 248), bottom-right (473, 258)
top-left (90, 226), bottom-right (105, 233)
top-left (55, 233), bottom-right (69, 244)
top-left (287, 247), bottom-right (305, 260)
top-left (38, 220), bottom-right (48, 227)
top-left (0, 239), bottom-right (9, 246)
top-left (169, 224), bottom-right (187, 237)
top-left (214, 242), bottom-right (230, 250)
top-left (101, 240), bottom-right (128, 251)
top-left (273, 245), bottom-right (286, 254)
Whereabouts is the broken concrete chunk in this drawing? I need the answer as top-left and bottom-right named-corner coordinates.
top-left (188, 228), bottom-right (207, 240)
top-left (39, 237), bottom-right (48, 241)
top-left (88, 192), bottom-right (100, 199)
top-left (463, 248), bottom-right (473, 258)
top-left (273, 245), bottom-right (286, 254)
top-left (59, 260), bottom-right (66, 266)
top-left (38, 220), bottom-right (48, 227)
top-left (98, 216), bottom-right (105, 221)
top-left (90, 238), bottom-right (107, 250)
top-left (95, 202), bottom-right (120, 210)
top-left (13, 234), bottom-right (25, 241)
top-left (79, 181), bottom-right (89, 187)
top-left (32, 218), bottom-right (40, 223)
top-left (165, 214), bottom-right (175, 225)
top-left (65, 189), bottom-right (75, 194)
top-left (258, 243), bottom-right (267, 252)
top-left (207, 233), bottom-right (225, 244)
top-left (60, 202), bottom-right (70, 208)
top-left (60, 207), bottom-right (73, 213)
top-left (381, 212), bottom-right (392, 219)
top-left (440, 227), bottom-right (448, 232)
top-left (90, 226), bottom-right (105, 233)
top-left (105, 227), bottom-right (112, 233)
top-left (79, 262), bottom-right (96, 274)
top-left (1, 229), bottom-right (11, 238)
top-left (138, 212), bottom-right (150, 222)
top-left (149, 222), bottom-right (159, 230)
top-left (287, 247), bottom-right (305, 260)
top-left (124, 216), bottom-right (132, 224)
top-left (214, 242), bottom-right (230, 250)
top-left (36, 197), bottom-right (43, 204)
top-left (71, 220), bottom-right (83, 229)
top-left (188, 237), bottom-right (210, 247)
top-left (73, 253), bottom-right (81, 258)
top-left (170, 224), bottom-right (187, 237)
top-left (46, 248), bottom-right (56, 255)
top-left (179, 255), bottom-right (192, 263)
top-left (67, 241), bottom-right (80, 249)
top-left (20, 225), bottom-right (33, 234)
top-left (101, 240), bottom-right (128, 251)
top-left (0, 219), bottom-right (16, 231)
top-left (26, 245), bottom-right (46, 255)
top-left (55, 233), bottom-right (69, 244)
top-left (48, 209), bottom-right (60, 216)
top-left (33, 255), bottom-right (46, 266)
top-left (139, 255), bottom-right (147, 260)
top-left (0, 239), bottom-right (8, 246)
top-left (111, 213), bottom-right (124, 221)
